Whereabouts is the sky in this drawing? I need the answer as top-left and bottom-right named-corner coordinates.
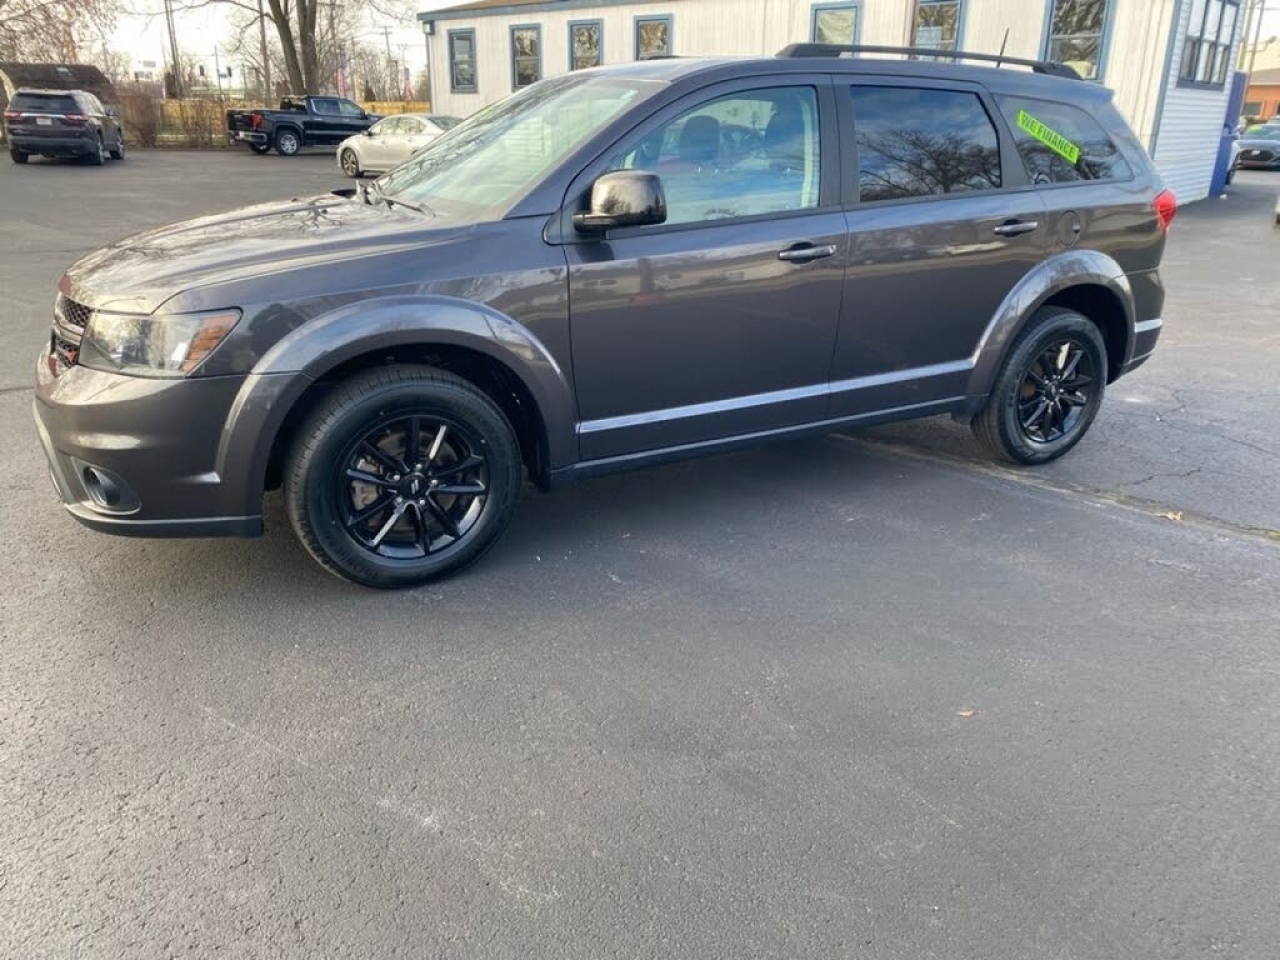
top-left (107, 2), bottom-right (1280, 87)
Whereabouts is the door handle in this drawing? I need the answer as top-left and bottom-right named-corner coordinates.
top-left (992, 220), bottom-right (1040, 237)
top-left (778, 243), bottom-right (838, 263)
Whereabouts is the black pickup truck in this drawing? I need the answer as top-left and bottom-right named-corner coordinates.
top-left (226, 96), bottom-right (379, 156)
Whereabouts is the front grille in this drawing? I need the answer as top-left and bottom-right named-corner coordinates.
top-left (51, 330), bottom-right (80, 368)
top-left (55, 294), bottom-right (91, 328)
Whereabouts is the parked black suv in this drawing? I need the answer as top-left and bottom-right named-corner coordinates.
top-left (34, 47), bottom-right (1174, 587)
top-left (4, 88), bottom-right (125, 165)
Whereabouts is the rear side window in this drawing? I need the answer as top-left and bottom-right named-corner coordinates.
top-left (10, 93), bottom-right (79, 114)
top-left (995, 95), bottom-right (1133, 184)
top-left (850, 86), bottom-right (1002, 202)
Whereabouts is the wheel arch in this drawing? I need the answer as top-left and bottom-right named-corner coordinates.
top-left (215, 296), bottom-right (577, 517)
top-left (964, 249), bottom-right (1135, 406)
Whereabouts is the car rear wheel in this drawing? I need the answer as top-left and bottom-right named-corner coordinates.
top-left (109, 133), bottom-right (125, 160)
top-left (972, 306), bottom-right (1107, 465)
top-left (284, 365), bottom-right (523, 589)
top-left (87, 134), bottom-right (106, 166)
top-left (9, 149), bottom-right (27, 164)
top-left (274, 129), bottom-right (301, 156)
top-left (340, 148), bottom-right (361, 177)
top-left (249, 142), bottom-right (271, 154)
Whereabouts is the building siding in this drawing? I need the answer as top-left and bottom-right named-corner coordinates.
top-left (421, 0), bottom-right (1239, 201)
top-left (1152, 0), bottom-right (1241, 202)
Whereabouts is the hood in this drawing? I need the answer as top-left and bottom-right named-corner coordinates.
top-left (63, 194), bottom-right (464, 314)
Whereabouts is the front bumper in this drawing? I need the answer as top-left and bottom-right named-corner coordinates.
top-left (10, 134), bottom-right (95, 156)
top-left (33, 351), bottom-right (264, 538)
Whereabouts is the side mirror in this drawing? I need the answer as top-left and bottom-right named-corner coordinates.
top-left (573, 170), bottom-right (667, 234)
top-left (363, 128), bottom-right (373, 137)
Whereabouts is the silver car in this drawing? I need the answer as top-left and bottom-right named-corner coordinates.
top-left (336, 113), bottom-right (461, 177)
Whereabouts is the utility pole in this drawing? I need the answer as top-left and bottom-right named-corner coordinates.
top-left (398, 44), bottom-right (409, 100)
top-left (383, 26), bottom-right (395, 99)
top-left (256, 0), bottom-right (273, 100)
top-left (213, 48), bottom-right (224, 100)
top-left (162, 0), bottom-right (184, 98)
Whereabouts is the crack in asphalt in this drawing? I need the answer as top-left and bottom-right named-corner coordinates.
top-left (845, 434), bottom-right (1280, 546)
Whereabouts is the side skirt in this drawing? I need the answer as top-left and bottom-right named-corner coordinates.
top-left (546, 396), bottom-right (972, 489)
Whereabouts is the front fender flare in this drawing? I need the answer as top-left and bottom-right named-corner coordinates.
top-left (964, 249), bottom-right (1135, 402)
top-left (214, 295), bottom-right (577, 516)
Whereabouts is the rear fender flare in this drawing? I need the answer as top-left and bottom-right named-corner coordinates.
top-left (215, 295), bottom-right (576, 515)
top-left (965, 249), bottom-right (1134, 401)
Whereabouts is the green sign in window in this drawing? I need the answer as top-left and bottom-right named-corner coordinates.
top-left (1016, 109), bottom-right (1081, 166)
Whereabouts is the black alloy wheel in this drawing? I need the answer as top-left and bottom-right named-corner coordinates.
top-left (337, 414), bottom-right (489, 559)
top-left (285, 364), bottom-right (523, 588)
top-left (972, 306), bottom-right (1107, 465)
top-left (1014, 339), bottom-right (1096, 444)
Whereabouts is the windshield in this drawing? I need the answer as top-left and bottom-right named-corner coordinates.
top-left (376, 74), bottom-right (663, 221)
top-left (1243, 126), bottom-right (1280, 140)
top-left (432, 116), bottom-right (462, 130)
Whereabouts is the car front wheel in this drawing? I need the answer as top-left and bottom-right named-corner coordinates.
top-left (972, 306), bottom-right (1107, 465)
top-left (109, 132), bottom-right (125, 160)
top-left (10, 149), bottom-right (27, 164)
top-left (284, 365), bottom-right (523, 588)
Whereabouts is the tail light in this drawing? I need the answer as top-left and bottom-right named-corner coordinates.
top-left (62, 114), bottom-right (89, 124)
top-left (1152, 189), bottom-right (1178, 234)
top-left (251, 112), bottom-right (262, 130)
top-left (2, 110), bottom-right (19, 121)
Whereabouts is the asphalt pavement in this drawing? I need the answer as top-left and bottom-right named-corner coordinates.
top-left (1, 151), bottom-right (1278, 959)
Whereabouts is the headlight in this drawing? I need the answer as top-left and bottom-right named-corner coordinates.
top-left (79, 309), bottom-right (240, 378)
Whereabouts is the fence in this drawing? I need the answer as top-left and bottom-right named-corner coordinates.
top-left (118, 97), bottom-right (433, 149)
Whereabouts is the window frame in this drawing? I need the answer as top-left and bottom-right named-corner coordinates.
top-left (810, 2), bottom-right (861, 45)
top-left (569, 18), bottom-right (604, 71)
top-left (1041, 0), bottom-right (1117, 83)
top-left (911, 0), bottom-right (965, 53)
top-left (553, 75), bottom-right (842, 244)
top-left (510, 23), bottom-right (542, 90)
top-left (1178, 0), bottom-right (1241, 90)
top-left (841, 78), bottom-right (1026, 209)
top-left (634, 14), bottom-right (673, 60)
top-left (448, 27), bottom-right (478, 94)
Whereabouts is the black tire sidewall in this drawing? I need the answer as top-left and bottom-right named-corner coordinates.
top-left (287, 371), bottom-right (522, 588)
top-left (988, 309), bottom-right (1107, 465)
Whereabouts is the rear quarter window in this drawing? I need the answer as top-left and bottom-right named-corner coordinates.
top-left (995, 95), bottom-right (1133, 184)
top-left (10, 93), bottom-right (79, 113)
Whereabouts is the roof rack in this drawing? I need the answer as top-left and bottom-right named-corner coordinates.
top-left (776, 43), bottom-right (1082, 80)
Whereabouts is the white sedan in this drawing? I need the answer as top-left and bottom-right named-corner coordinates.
top-left (337, 113), bottom-right (461, 178)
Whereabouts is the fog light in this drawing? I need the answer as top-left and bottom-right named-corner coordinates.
top-left (75, 462), bottom-right (139, 513)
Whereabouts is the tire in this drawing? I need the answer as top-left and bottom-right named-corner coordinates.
top-left (284, 364), bottom-right (523, 589)
top-left (274, 128), bottom-right (301, 156)
top-left (10, 149), bottom-right (27, 164)
top-left (340, 147), bottom-right (361, 178)
top-left (972, 306), bottom-right (1107, 465)
top-left (249, 142), bottom-right (271, 155)
top-left (109, 132), bottom-right (125, 160)
top-left (87, 135), bottom-right (106, 166)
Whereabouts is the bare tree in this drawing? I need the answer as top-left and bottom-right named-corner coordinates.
top-left (0, 0), bottom-right (119, 62)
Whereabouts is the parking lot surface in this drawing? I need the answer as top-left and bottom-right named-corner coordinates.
top-left (2, 152), bottom-right (1278, 959)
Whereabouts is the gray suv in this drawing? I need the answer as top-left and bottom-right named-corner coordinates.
top-left (34, 46), bottom-right (1173, 588)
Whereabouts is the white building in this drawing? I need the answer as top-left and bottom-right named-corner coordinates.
top-left (418, 0), bottom-right (1245, 202)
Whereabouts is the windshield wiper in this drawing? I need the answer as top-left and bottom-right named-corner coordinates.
top-left (380, 193), bottom-right (431, 217)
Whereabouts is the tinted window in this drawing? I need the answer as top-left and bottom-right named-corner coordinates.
top-left (336, 99), bottom-right (364, 117)
top-left (10, 93), bottom-right (78, 113)
top-left (611, 86), bottom-right (821, 225)
top-left (996, 95), bottom-right (1133, 183)
top-left (851, 86), bottom-right (1001, 202)
top-left (313, 98), bottom-right (340, 115)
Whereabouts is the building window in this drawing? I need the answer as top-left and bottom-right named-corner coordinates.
top-left (570, 20), bottom-right (603, 70)
top-left (448, 29), bottom-right (477, 93)
top-left (1179, 0), bottom-right (1240, 87)
top-left (511, 24), bottom-right (541, 89)
top-left (1045, 0), bottom-right (1112, 81)
top-left (913, 0), bottom-right (962, 52)
top-left (635, 15), bottom-right (672, 59)
top-left (811, 3), bottom-right (859, 45)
